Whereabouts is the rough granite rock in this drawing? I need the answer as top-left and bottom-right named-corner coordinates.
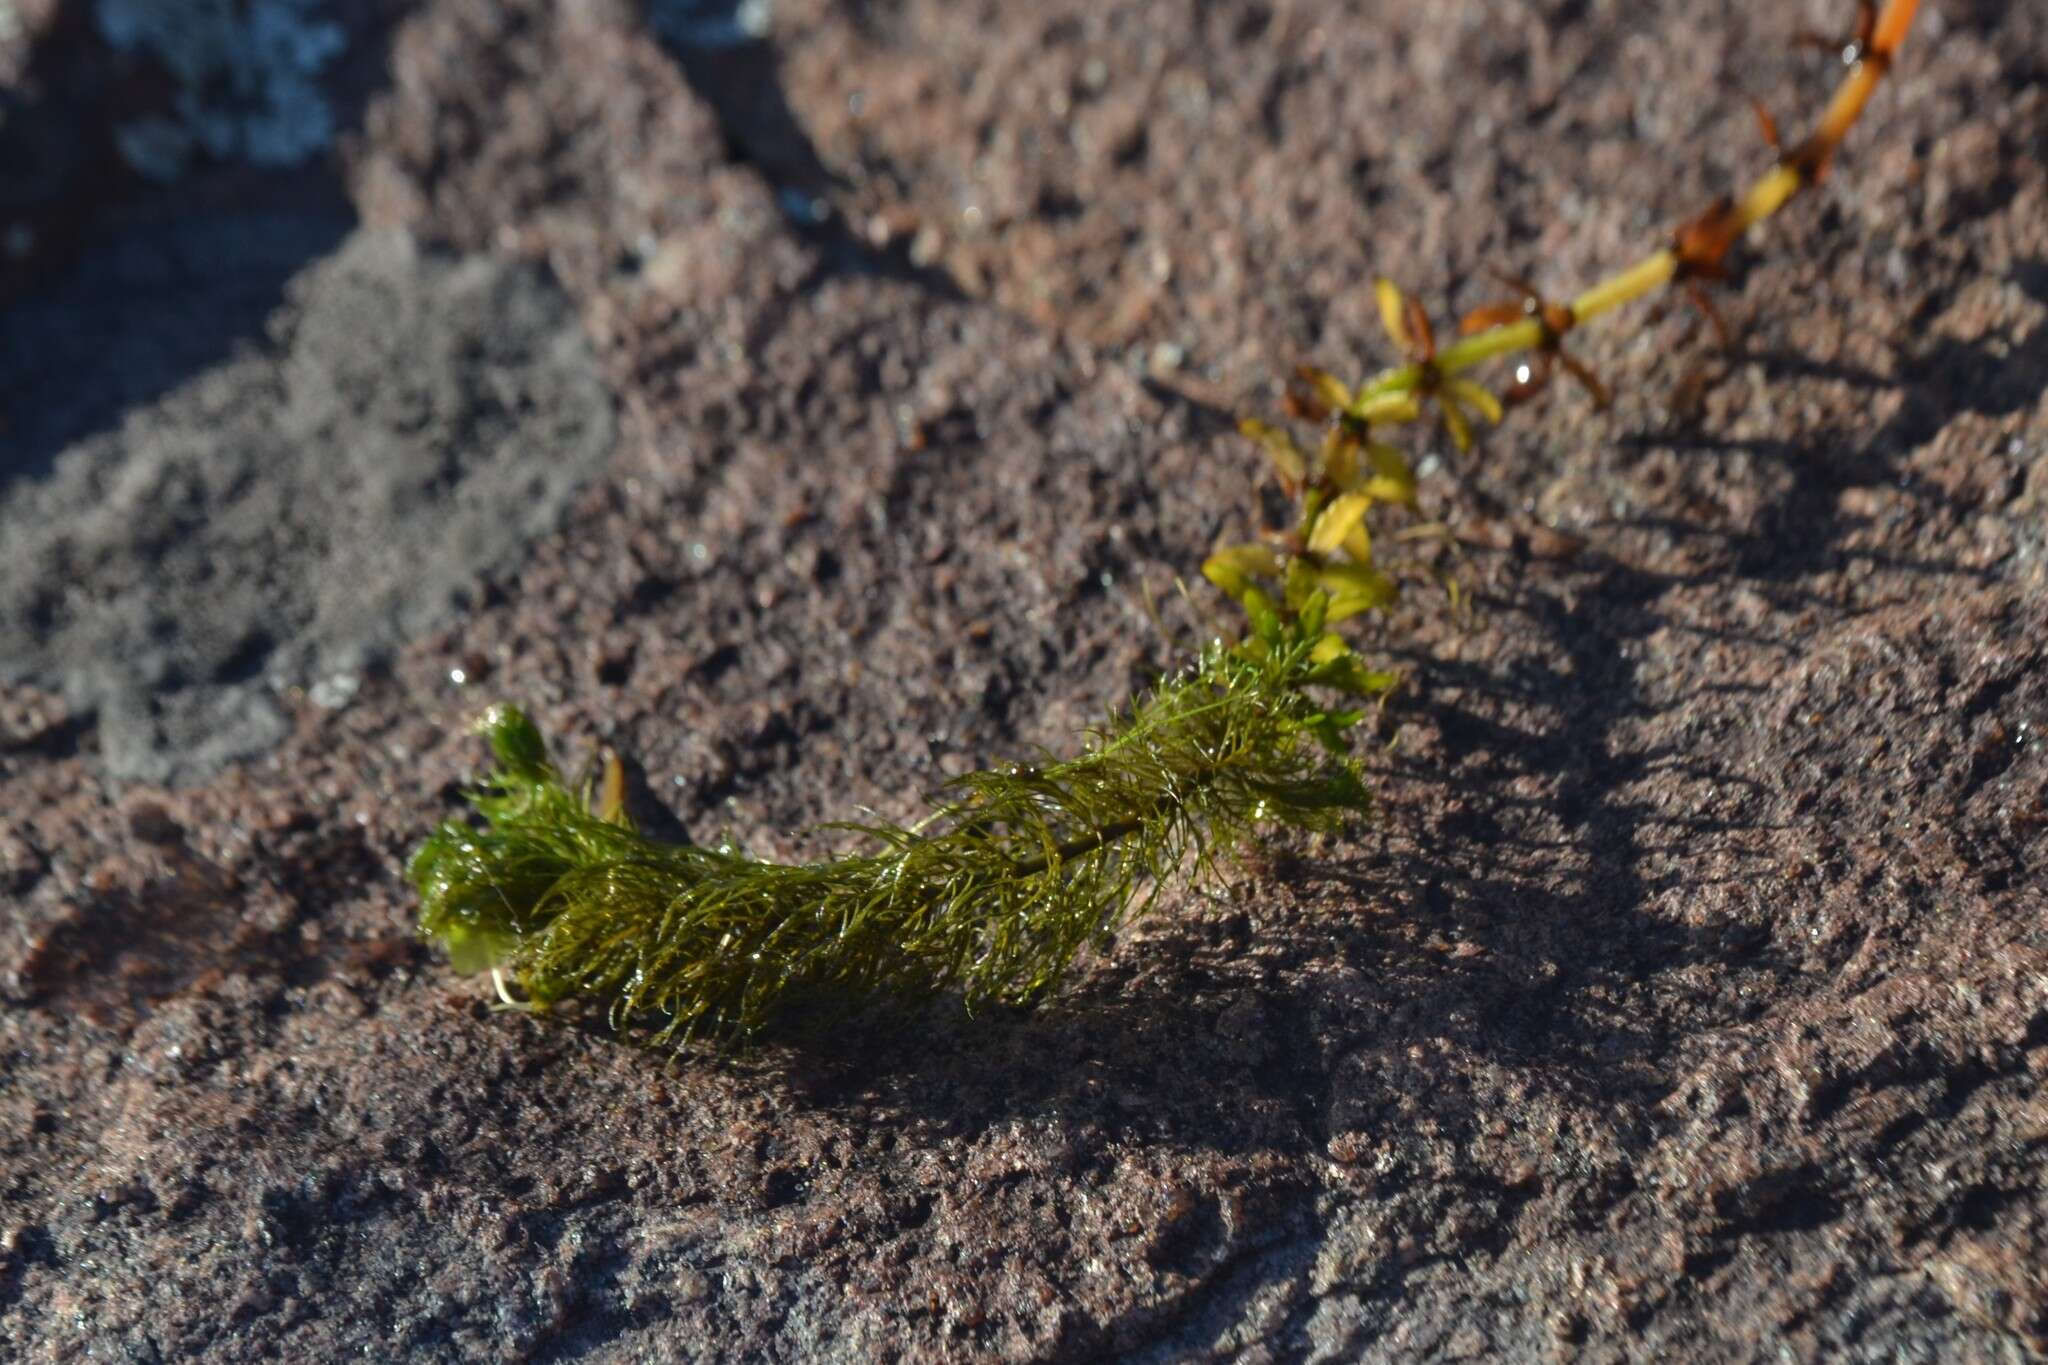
top-left (1, 0), bottom-right (2044, 1360)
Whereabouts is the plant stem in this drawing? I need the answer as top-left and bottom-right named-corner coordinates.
top-left (1005, 818), bottom-right (1146, 879)
top-left (1359, 0), bottom-right (1922, 398)
top-left (1564, 251), bottom-right (1679, 331)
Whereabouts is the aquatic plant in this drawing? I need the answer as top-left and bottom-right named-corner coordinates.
top-left (412, 0), bottom-right (1923, 1044)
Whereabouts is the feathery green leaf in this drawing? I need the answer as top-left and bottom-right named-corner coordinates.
top-left (413, 638), bottom-right (1372, 1044)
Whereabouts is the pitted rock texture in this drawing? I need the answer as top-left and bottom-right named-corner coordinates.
top-left (1, 0), bottom-right (2045, 1360)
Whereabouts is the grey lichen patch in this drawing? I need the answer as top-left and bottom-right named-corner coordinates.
top-left (0, 227), bottom-right (616, 784)
top-left (95, 0), bottom-right (345, 181)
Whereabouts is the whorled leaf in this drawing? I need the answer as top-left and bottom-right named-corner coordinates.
top-left (1238, 417), bottom-right (1308, 485)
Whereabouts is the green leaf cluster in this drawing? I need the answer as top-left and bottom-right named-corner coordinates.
top-left (412, 637), bottom-right (1388, 1044)
top-left (1203, 372), bottom-right (1419, 690)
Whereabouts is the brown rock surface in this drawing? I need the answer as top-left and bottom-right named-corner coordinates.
top-left (3, 0), bottom-right (2045, 1359)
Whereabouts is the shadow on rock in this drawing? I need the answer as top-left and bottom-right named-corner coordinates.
top-left (649, 0), bottom-right (968, 301)
top-left (0, 0), bottom-right (405, 486)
